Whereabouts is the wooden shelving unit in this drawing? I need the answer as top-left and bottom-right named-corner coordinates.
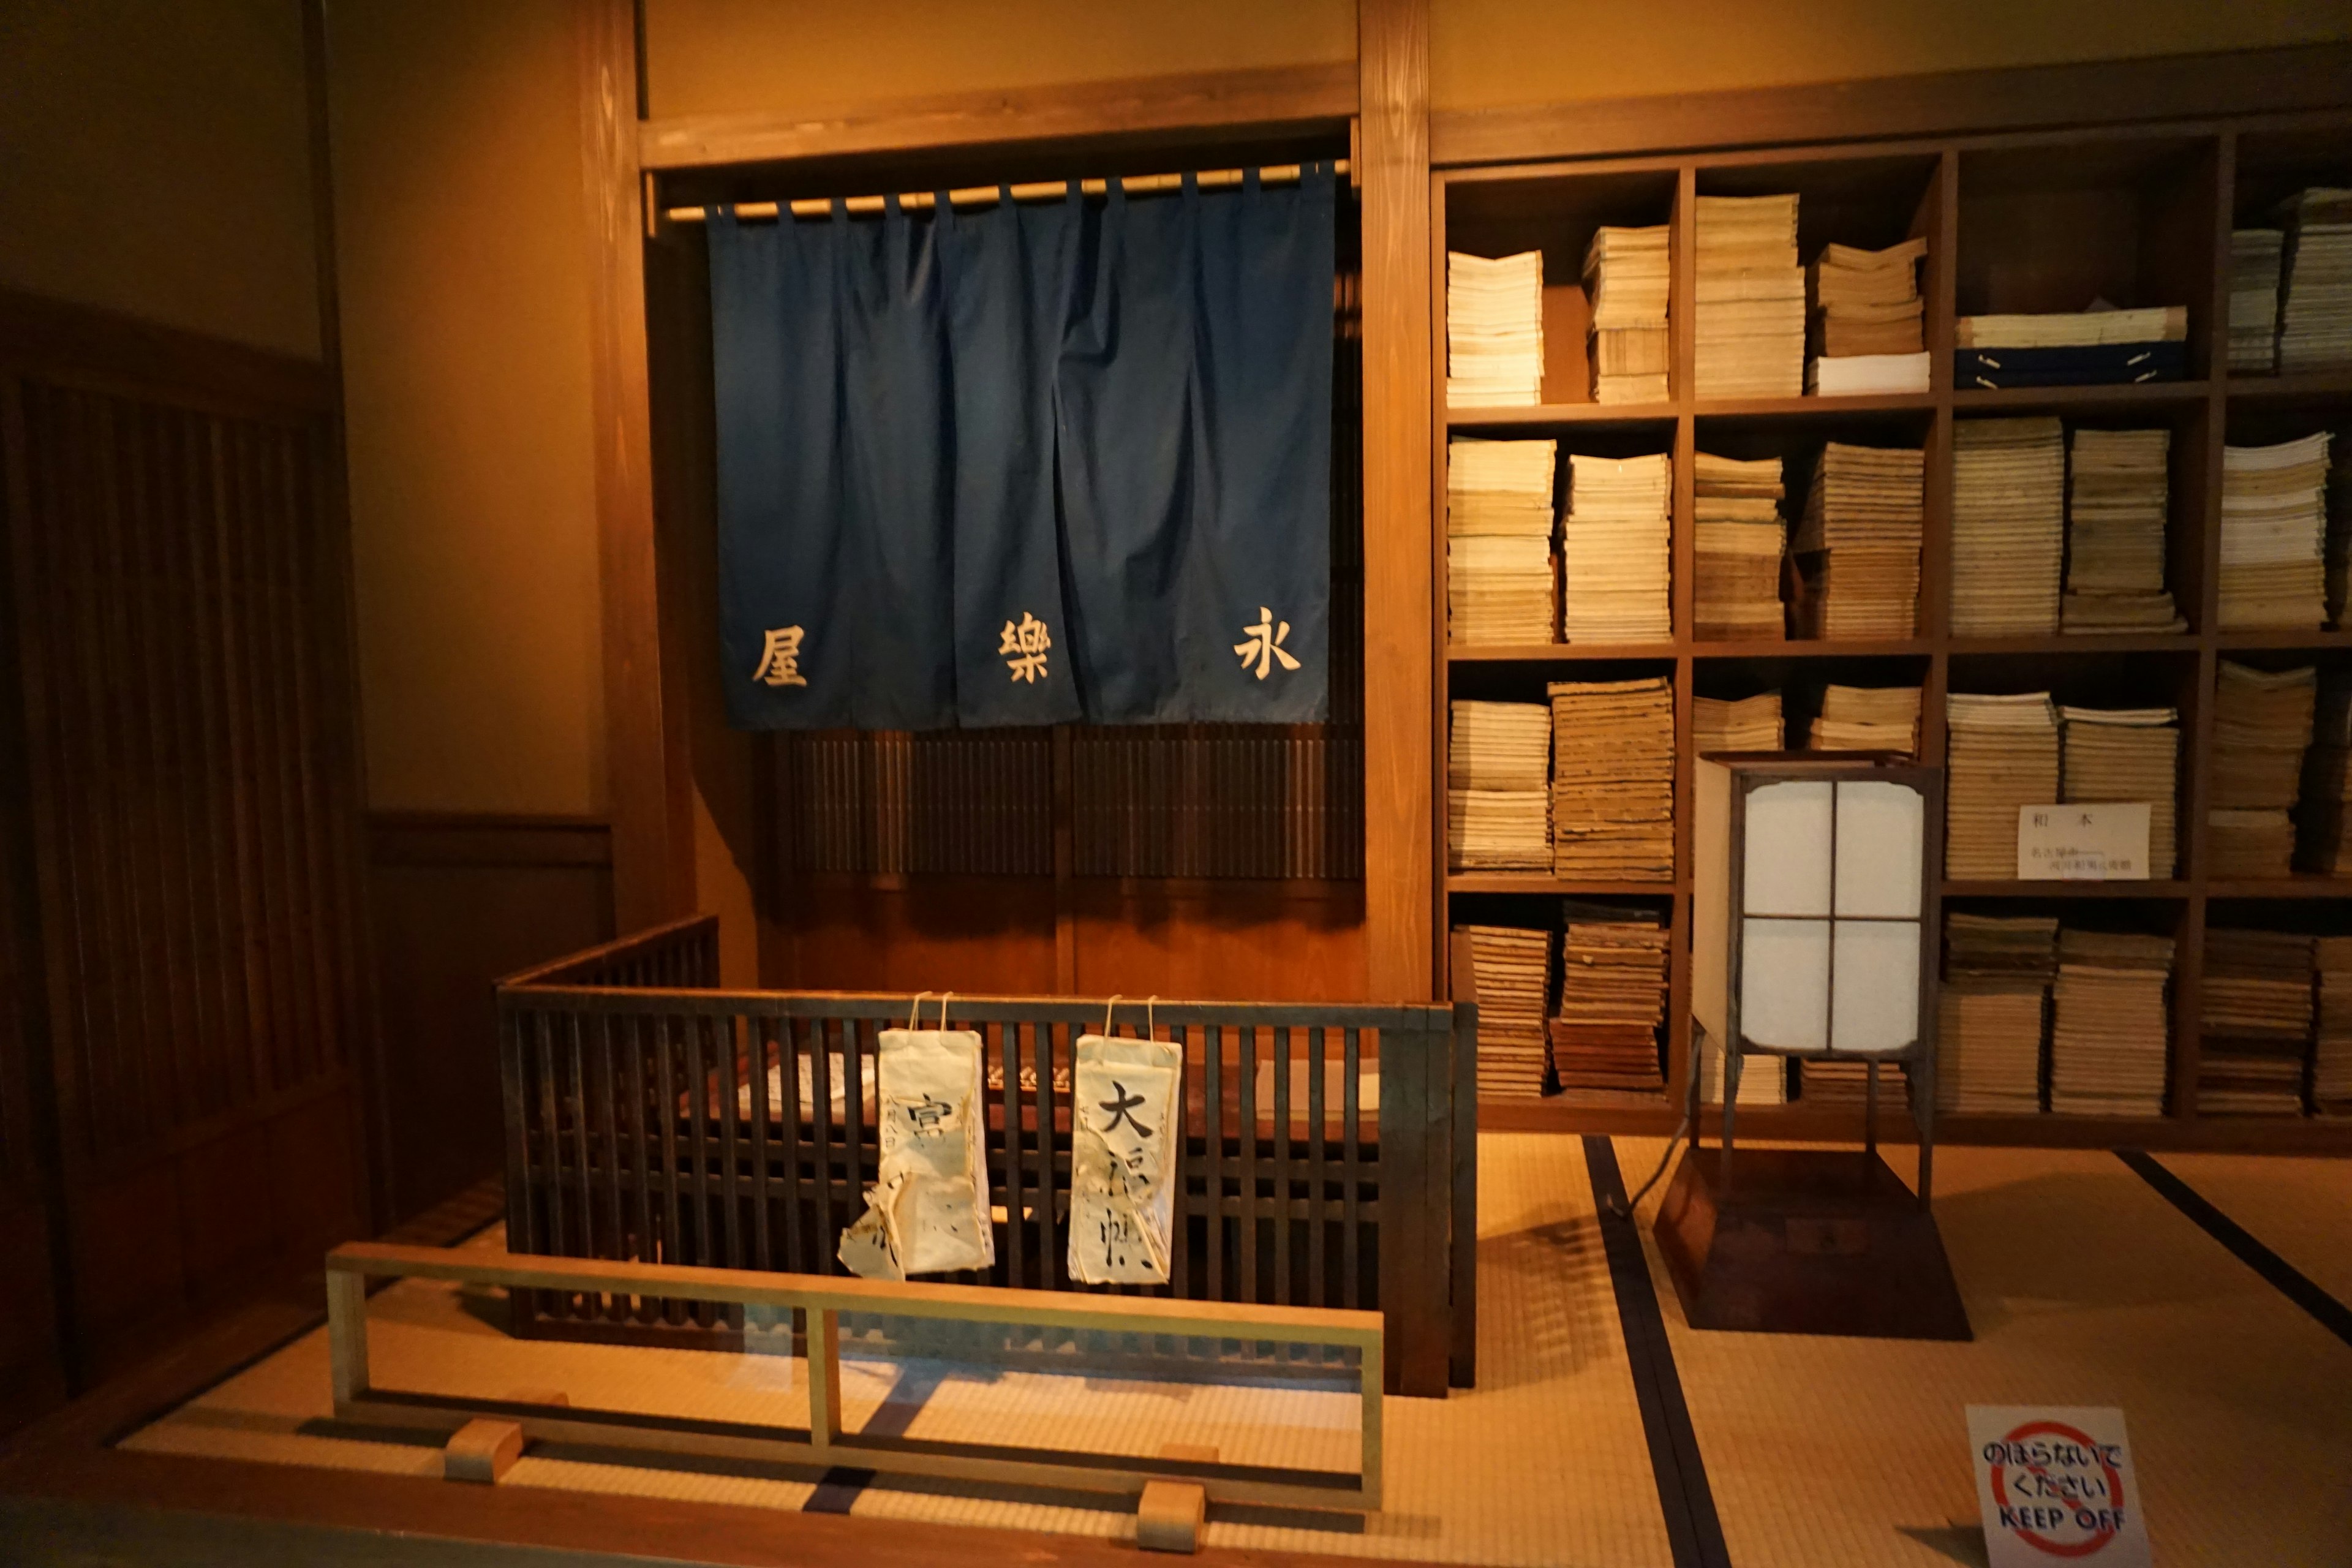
top-left (1433, 113), bottom-right (2352, 1152)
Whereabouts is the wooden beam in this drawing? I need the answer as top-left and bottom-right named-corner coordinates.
top-left (1431, 42), bottom-right (2352, 167)
top-left (1357, 0), bottom-right (1434, 1001)
top-left (637, 62), bottom-right (1359, 170)
top-left (0, 290), bottom-right (330, 417)
top-left (578, 0), bottom-right (693, 932)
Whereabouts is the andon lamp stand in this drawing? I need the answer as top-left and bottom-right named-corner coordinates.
top-left (1653, 753), bottom-right (1972, 1343)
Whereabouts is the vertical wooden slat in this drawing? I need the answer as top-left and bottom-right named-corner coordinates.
top-left (780, 1016), bottom-right (807, 1273)
top-left (1308, 1025), bottom-right (1327, 1308)
top-left (845, 1017), bottom-right (869, 1254)
top-left (683, 1015), bottom-right (715, 1327)
top-left (1239, 1024), bottom-right (1259, 1302)
top-left (628, 1015), bottom-right (656, 1313)
top-left (1273, 1024), bottom-right (1292, 1305)
top-left (810, 1018), bottom-right (837, 1268)
top-left (1202, 1022), bottom-right (1224, 1302)
top-left (1166, 1023), bottom-right (1189, 1299)
top-left (1343, 1025), bottom-right (1361, 1310)
top-left (596, 1012), bottom-right (626, 1313)
top-left (747, 1016), bottom-right (773, 1272)
top-left (655, 1014), bottom-right (684, 1318)
top-left (535, 1011), bottom-right (567, 1316)
top-left (1000, 1020), bottom-right (1025, 1289)
top-left (717, 1014), bottom-right (744, 1273)
top-left (1038, 1020), bottom-right (1061, 1289)
top-left (568, 1015), bottom-right (594, 1274)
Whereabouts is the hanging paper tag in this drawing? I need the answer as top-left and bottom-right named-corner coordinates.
top-left (837, 1028), bottom-right (994, 1280)
top-left (1068, 1035), bottom-right (1182, 1285)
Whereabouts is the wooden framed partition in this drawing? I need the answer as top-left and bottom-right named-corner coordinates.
top-left (496, 916), bottom-right (1477, 1395)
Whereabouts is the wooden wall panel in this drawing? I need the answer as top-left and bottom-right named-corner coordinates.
top-left (1071, 883), bottom-right (1368, 1000)
top-left (366, 814), bottom-right (614, 1224)
top-left (764, 876), bottom-right (1061, 995)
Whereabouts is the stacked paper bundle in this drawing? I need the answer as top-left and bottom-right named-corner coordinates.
top-left (1447, 438), bottom-right (1557, 644)
top-left (2059, 706), bottom-right (2179, 876)
top-left (2198, 929), bottom-right (2316, 1115)
top-left (2048, 929), bottom-right (2174, 1117)
top-left (2230, 229), bottom-right (2285, 375)
top-left (1447, 699), bottom-right (1552, 870)
top-left (1953, 306), bottom-right (2189, 390)
top-left (2219, 432), bottom-right (2331, 630)
top-left (1562, 453), bottom-right (1672, 641)
top-left (2063, 428), bottom-right (2182, 633)
top-left (1549, 677), bottom-right (1675, 881)
top-left (2297, 669), bottom-right (2352, 874)
top-left (1945, 692), bottom-right (2060, 879)
top-left (1461, 924), bottom-right (1553, 1099)
top-left (1585, 225), bottom-right (1671, 404)
top-left (2277, 189), bottom-right (2352, 372)
top-left (2315, 937), bottom-right (2352, 1115)
top-left (1446, 251), bottom-right (1545, 407)
top-left (1693, 452), bottom-right (1787, 639)
top-left (1798, 1059), bottom-right (1903, 1109)
top-left (1694, 194), bottom-right (1804, 399)
top-left (1696, 1033), bottom-right (1786, 1105)
top-left (2208, 661), bottom-right (2315, 878)
top-left (1937, 914), bottom-right (2056, 1114)
top-left (1694, 690), bottom-right (1783, 753)
top-left (1807, 683), bottom-right (1921, 755)
top-left (2331, 435), bottom-right (2352, 626)
top-left (1549, 908), bottom-right (1669, 1103)
top-left (1951, 418), bottom-right (2065, 635)
top-left (1793, 442), bottom-right (1925, 637)
top-left (1807, 236), bottom-right (1929, 396)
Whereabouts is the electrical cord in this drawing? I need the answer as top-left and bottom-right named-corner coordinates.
top-left (1604, 1112), bottom-right (1689, 1218)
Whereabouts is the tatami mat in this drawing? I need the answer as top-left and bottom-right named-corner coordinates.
top-left (1623, 1137), bottom-right (2352, 1568)
top-left (2147, 1148), bottom-right (2352, 1308)
top-left (118, 1137), bottom-right (2352, 1566)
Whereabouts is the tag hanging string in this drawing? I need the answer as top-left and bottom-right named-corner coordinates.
top-left (908, 990), bottom-right (931, 1029)
top-left (1102, 993), bottom-right (1121, 1036)
top-left (1145, 995), bottom-right (1158, 1039)
top-left (937, 991), bottom-right (953, 1030)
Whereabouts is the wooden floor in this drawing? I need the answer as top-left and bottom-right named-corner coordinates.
top-left (3, 1139), bottom-right (2348, 1567)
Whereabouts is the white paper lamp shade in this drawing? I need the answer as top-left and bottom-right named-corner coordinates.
top-left (1830, 919), bottom-right (1920, 1052)
top-left (1741, 916), bottom-right (1829, 1050)
top-left (1743, 780), bottom-right (1833, 916)
top-left (1834, 781), bottom-right (1924, 918)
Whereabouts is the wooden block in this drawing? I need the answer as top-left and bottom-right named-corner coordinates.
top-left (1136, 1479), bottom-right (1206, 1554)
top-left (442, 1418), bottom-right (524, 1483)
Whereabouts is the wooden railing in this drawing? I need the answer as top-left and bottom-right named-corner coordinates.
top-left (496, 917), bottom-right (1476, 1395)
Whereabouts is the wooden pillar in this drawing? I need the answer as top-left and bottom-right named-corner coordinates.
top-left (1357, 0), bottom-right (1434, 1001)
top-left (578, 0), bottom-right (693, 932)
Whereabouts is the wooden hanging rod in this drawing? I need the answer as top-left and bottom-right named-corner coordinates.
top-left (666, 161), bottom-right (1349, 224)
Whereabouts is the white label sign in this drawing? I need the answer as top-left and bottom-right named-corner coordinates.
top-left (1968, 1406), bottom-right (2152, 1567)
top-left (2017, 804), bottom-right (2151, 881)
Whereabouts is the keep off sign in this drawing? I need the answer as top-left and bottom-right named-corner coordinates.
top-left (1967, 1406), bottom-right (2152, 1567)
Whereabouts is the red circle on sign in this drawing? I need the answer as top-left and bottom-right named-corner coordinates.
top-left (1988, 1419), bottom-right (2124, 1558)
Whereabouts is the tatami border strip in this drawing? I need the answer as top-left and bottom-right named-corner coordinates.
top-left (2117, 1148), bottom-right (2352, 1349)
top-left (1582, 1136), bottom-right (1732, 1568)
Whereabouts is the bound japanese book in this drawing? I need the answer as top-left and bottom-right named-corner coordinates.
top-left (1695, 1030), bottom-right (1785, 1104)
top-left (1938, 914), bottom-right (2057, 1115)
top-left (2209, 660), bottom-right (2316, 878)
top-left (1068, 1033), bottom-right (1182, 1283)
top-left (1563, 451), bottom-right (1672, 641)
top-left (2220, 432), bottom-right (2332, 630)
top-left (1944, 692), bottom-right (2060, 879)
top-left (1793, 441), bottom-right (1924, 638)
top-left (1952, 417), bottom-right (2065, 636)
top-left (1585, 224), bottom-right (1671, 404)
top-left (1953, 306), bottom-right (2190, 388)
top-left (2277, 188), bottom-right (2352, 373)
top-left (1695, 194), bottom-right (1804, 399)
top-left (1448, 698), bottom-right (1553, 870)
top-left (1693, 451), bottom-right (1787, 640)
top-left (837, 1027), bottom-right (994, 1280)
top-left (2198, 929), bottom-right (2316, 1116)
top-left (1549, 676), bottom-right (1675, 880)
top-left (2049, 928), bottom-right (2174, 1118)
top-left (2231, 228), bottom-right (2286, 375)
top-left (2059, 705), bottom-right (2179, 876)
top-left (1447, 250), bottom-right (1546, 406)
top-left (1461, 923), bottom-right (1553, 1099)
top-left (1807, 236), bottom-right (1929, 396)
top-left (1550, 905), bottom-right (1668, 1104)
top-left (2297, 668), bottom-right (2352, 874)
top-left (2315, 937), bottom-right (2352, 1116)
top-left (1448, 437), bottom-right (1558, 644)
top-left (1807, 682), bottom-right (1920, 755)
top-left (2063, 428), bottom-right (2182, 633)
top-left (1694, 689), bottom-right (1784, 752)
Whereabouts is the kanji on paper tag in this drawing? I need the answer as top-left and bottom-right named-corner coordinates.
top-left (837, 1028), bottom-right (994, 1281)
top-left (1068, 1035), bottom-right (1182, 1286)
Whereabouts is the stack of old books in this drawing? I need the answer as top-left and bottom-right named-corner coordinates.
top-left (2316, 937), bottom-right (2352, 1116)
top-left (1550, 676), bottom-right (1675, 881)
top-left (1562, 453), bottom-right (1672, 641)
top-left (2277, 188), bottom-right (2352, 372)
top-left (1807, 236), bottom-right (1930, 396)
top-left (1550, 907), bottom-right (1670, 1103)
top-left (1585, 225), bottom-right (1671, 404)
top-left (1694, 194), bottom-right (1804, 399)
top-left (1807, 682), bottom-right (1921, 754)
top-left (2219, 432), bottom-right (2331, 629)
top-left (1793, 442), bottom-right (1925, 637)
top-left (1447, 437), bottom-right (1558, 644)
top-left (2199, 928), bottom-right (2316, 1116)
top-left (2297, 669), bottom-right (2352, 874)
top-left (2231, 228), bottom-right (2285, 375)
top-left (2060, 705), bottom-right (2179, 876)
top-left (1693, 452), bottom-right (1787, 639)
top-left (1945, 691), bottom-right (2060, 879)
top-left (1953, 304), bottom-right (2189, 389)
top-left (2063, 427), bottom-right (2182, 633)
top-left (2048, 928), bottom-right (2174, 1117)
top-left (1952, 417), bottom-right (2065, 635)
top-left (2208, 660), bottom-right (2316, 878)
top-left (1446, 699), bottom-right (1553, 870)
top-left (1446, 250), bottom-right (1545, 406)
top-left (1460, 924), bottom-right (1553, 1099)
top-left (2332, 437), bottom-right (2352, 625)
top-left (1696, 1033), bottom-right (1786, 1104)
top-left (1938, 913), bottom-right (2057, 1114)
top-left (1694, 690), bottom-right (1784, 753)
top-left (1798, 1058), bottom-right (1903, 1110)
